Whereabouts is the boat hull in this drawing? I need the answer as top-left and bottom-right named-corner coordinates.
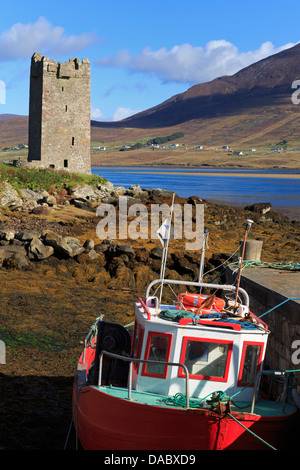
top-left (73, 384), bottom-right (296, 450)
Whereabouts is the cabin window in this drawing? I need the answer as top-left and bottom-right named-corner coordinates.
top-left (179, 336), bottom-right (233, 382)
top-left (141, 332), bottom-right (172, 379)
top-left (238, 342), bottom-right (264, 387)
top-left (131, 321), bottom-right (144, 373)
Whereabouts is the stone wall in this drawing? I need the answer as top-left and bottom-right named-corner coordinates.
top-left (226, 266), bottom-right (300, 393)
top-left (28, 53), bottom-right (91, 175)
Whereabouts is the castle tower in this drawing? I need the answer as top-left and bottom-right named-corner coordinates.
top-left (28, 53), bottom-right (91, 174)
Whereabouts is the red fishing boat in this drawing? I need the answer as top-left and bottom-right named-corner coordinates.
top-left (72, 220), bottom-right (299, 450)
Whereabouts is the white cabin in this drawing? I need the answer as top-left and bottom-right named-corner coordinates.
top-left (131, 281), bottom-right (269, 402)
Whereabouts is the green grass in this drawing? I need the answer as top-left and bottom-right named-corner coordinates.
top-left (0, 163), bottom-right (107, 192)
top-left (0, 328), bottom-right (70, 353)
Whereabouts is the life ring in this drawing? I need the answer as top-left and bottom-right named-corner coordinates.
top-left (177, 293), bottom-right (225, 315)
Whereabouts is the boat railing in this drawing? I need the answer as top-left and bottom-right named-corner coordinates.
top-left (251, 369), bottom-right (295, 414)
top-left (145, 279), bottom-right (250, 306)
top-left (98, 350), bottom-right (191, 409)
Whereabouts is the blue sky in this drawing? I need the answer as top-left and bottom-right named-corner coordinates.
top-left (0, 0), bottom-right (299, 121)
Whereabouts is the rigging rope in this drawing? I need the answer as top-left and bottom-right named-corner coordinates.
top-left (229, 260), bottom-right (300, 272)
top-left (166, 368), bottom-right (300, 450)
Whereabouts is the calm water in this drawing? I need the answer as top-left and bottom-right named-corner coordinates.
top-left (92, 167), bottom-right (300, 219)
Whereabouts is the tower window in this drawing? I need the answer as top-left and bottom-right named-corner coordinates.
top-left (64, 159), bottom-right (68, 168)
top-left (72, 137), bottom-right (75, 146)
top-left (65, 105), bottom-right (68, 112)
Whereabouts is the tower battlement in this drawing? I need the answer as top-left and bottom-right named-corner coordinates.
top-left (30, 53), bottom-right (90, 79)
top-left (28, 52), bottom-right (91, 175)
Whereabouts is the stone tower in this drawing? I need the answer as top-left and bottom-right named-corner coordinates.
top-left (28, 53), bottom-right (91, 174)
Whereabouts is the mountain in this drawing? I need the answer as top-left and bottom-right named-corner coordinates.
top-left (1, 44), bottom-right (300, 154)
top-left (0, 114), bottom-right (28, 147)
top-left (92, 43), bottom-right (300, 148)
top-left (117, 43), bottom-right (300, 128)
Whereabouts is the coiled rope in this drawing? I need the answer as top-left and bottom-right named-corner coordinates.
top-left (159, 308), bottom-right (259, 329)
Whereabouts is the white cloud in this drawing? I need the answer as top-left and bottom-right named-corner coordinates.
top-left (91, 105), bottom-right (140, 122)
top-left (112, 107), bottom-right (141, 121)
top-left (0, 17), bottom-right (98, 61)
top-left (91, 106), bottom-right (104, 121)
top-left (97, 40), bottom-right (297, 84)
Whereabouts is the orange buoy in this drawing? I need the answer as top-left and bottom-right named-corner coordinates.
top-left (177, 293), bottom-right (225, 314)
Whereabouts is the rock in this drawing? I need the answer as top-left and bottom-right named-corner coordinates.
top-left (0, 245), bottom-right (27, 260)
top-left (244, 202), bottom-right (272, 214)
top-left (15, 230), bottom-right (42, 242)
top-left (22, 200), bottom-right (39, 212)
top-left (172, 255), bottom-right (198, 277)
top-left (0, 183), bottom-right (23, 211)
top-left (126, 184), bottom-right (148, 198)
top-left (83, 239), bottom-right (95, 251)
top-left (112, 186), bottom-right (126, 195)
top-left (70, 184), bottom-right (101, 201)
top-left (30, 206), bottom-right (51, 216)
top-left (149, 188), bottom-right (174, 198)
top-left (129, 184), bottom-right (142, 192)
top-left (87, 249), bottom-right (100, 260)
top-left (43, 195), bottom-right (57, 206)
top-left (27, 237), bottom-right (54, 260)
top-left (97, 181), bottom-right (114, 192)
top-left (4, 253), bottom-right (29, 270)
top-left (0, 230), bottom-right (15, 241)
top-left (187, 196), bottom-right (203, 205)
top-left (94, 243), bottom-right (109, 253)
top-left (76, 250), bottom-right (105, 265)
top-left (70, 198), bottom-right (94, 212)
top-left (115, 244), bottom-right (135, 257)
top-left (127, 196), bottom-right (145, 207)
top-left (150, 246), bottom-right (171, 262)
top-left (1, 251), bottom-right (29, 270)
top-left (19, 189), bottom-right (41, 202)
top-left (42, 231), bottom-right (70, 258)
top-left (99, 196), bottom-right (118, 205)
top-left (62, 236), bottom-right (85, 257)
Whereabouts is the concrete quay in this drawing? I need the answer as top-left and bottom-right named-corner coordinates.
top-left (226, 266), bottom-right (300, 376)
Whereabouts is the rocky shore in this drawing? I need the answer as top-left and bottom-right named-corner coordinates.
top-left (0, 178), bottom-right (299, 449)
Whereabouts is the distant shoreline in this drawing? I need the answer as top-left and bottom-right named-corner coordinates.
top-left (92, 164), bottom-right (300, 174)
top-left (93, 168), bottom-right (300, 179)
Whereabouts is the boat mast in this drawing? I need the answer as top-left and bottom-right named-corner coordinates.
top-left (157, 193), bottom-right (175, 303)
top-left (234, 219), bottom-right (253, 307)
top-left (198, 226), bottom-right (209, 283)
